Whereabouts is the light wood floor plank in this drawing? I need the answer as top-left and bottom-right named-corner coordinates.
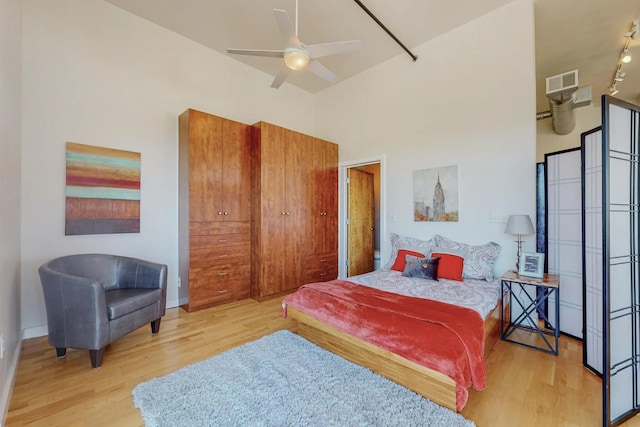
top-left (5, 297), bottom-right (640, 426)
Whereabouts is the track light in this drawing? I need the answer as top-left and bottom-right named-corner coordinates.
top-left (608, 21), bottom-right (637, 96)
top-left (609, 84), bottom-right (619, 96)
top-left (621, 50), bottom-right (632, 63)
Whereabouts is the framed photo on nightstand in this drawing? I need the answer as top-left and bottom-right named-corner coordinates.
top-left (519, 252), bottom-right (545, 278)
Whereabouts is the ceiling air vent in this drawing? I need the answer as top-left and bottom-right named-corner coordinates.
top-left (546, 70), bottom-right (579, 98)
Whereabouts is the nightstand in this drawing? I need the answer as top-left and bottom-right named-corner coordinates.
top-left (500, 270), bottom-right (560, 355)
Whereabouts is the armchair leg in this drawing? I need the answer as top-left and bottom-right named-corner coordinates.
top-left (56, 347), bottom-right (67, 358)
top-left (89, 348), bottom-right (105, 369)
top-left (150, 318), bottom-right (162, 334)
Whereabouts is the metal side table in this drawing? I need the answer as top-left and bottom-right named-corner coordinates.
top-left (500, 270), bottom-right (560, 355)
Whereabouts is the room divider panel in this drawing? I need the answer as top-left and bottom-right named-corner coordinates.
top-left (601, 97), bottom-right (640, 426)
top-left (545, 148), bottom-right (583, 338)
top-left (582, 126), bottom-right (603, 377)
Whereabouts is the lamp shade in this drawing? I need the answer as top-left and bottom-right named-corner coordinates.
top-left (504, 214), bottom-right (535, 235)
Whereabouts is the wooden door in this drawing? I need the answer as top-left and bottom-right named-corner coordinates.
top-left (222, 119), bottom-right (251, 221)
top-left (188, 110), bottom-right (223, 221)
top-left (347, 168), bottom-right (375, 276)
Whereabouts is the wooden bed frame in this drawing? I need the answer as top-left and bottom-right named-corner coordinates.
top-left (286, 296), bottom-right (508, 412)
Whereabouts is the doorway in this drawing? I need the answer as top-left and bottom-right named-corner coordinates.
top-left (338, 157), bottom-right (385, 279)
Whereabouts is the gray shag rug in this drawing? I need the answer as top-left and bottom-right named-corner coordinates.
top-left (132, 330), bottom-right (475, 427)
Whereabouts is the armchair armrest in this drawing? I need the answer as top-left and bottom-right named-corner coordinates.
top-left (38, 265), bottom-right (110, 350)
top-left (116, 257), bottom-right (167, 291)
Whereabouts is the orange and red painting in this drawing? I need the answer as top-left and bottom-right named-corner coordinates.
top-left (65, 142), bottom-right (141, 235)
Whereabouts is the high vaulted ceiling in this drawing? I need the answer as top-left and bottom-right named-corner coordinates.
top-left (106, 0), bottom-right (640, 113)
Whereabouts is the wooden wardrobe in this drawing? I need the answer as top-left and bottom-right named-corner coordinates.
top-left (251, 122), bottom-right (338, 301)
top-left (178, 109), bottom-right (252, 312)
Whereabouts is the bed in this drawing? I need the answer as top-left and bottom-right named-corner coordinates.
top-left (282, 233), bottom-right (506, 412)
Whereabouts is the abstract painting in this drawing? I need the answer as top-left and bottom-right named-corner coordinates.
top-left (413, 165), bottom-right (458, 222)
top-left (65, 142), bottom-right (141, 235)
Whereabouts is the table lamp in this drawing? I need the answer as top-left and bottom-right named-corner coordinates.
top-left (504, 214), bottom-right (535, 271)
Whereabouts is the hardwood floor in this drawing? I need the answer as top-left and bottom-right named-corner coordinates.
top-left (5, 297), bottom-right (640, 426)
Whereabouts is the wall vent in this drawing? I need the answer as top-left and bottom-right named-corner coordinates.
top-left (546, 70), bottom-right (579, 97)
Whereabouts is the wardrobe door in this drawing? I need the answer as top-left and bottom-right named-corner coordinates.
top-left (282, 128), bottom-right (305, 290)
top-left (221, 119), bottom-right (252, 222)
top-left (188, 111), bottom-right (223, 221)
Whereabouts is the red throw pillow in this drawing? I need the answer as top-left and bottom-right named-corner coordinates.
top-left (431, 252), bottom-right (464, 281)
top-left (391, 249), bottom-right (426, 272)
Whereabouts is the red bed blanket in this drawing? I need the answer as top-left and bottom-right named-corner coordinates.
top-left (282, 280), bottom-right (486, 410)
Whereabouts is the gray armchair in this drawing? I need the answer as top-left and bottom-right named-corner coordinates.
top-left (38, 254), bottom-right (167, 368)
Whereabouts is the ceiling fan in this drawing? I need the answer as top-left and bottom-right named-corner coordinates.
top-left (227, 0), bottom-right (361, 89)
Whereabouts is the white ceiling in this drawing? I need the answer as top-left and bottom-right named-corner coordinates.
top-left (106, 0), bottom-right (640, 112)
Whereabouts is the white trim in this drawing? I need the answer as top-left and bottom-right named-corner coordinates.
top-left (338, 155), bottom-right (387, 279)
top-left (1, 332), bottom-right (23, 426)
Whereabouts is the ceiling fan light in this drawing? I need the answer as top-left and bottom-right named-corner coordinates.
top-left (284, 50), bottom-right (309, 70)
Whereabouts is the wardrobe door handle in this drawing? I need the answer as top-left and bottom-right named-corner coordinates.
top-left (218, 239), bottom-right (228, 243)
top-left (217, 272), bottom-right (228, 276)
top-left (218, 254), bottom-right (228, 258)
top-left (217, 289), bottom-right (229, 294)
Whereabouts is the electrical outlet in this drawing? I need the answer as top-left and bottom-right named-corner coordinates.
top-left (177, 277), bottom-right (181, 288)
top-left (0, 335), bottom-right (5, 359)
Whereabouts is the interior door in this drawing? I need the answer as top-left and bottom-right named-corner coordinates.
top-left (347, 168), bottom-right (374, 276)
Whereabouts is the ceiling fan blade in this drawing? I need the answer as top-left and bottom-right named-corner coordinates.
top-left (307, 59), bottom-right (339, 84)
top-left (271, 65), bottom-right (291, 89)
top-left (273, 9), bottom-right (301, 48)
top-left (306, 40), bottom-right (362, 59)
top-left (227, 48), bottom-right (284, 58)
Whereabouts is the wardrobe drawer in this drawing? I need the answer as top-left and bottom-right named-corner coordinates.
top-left (305, 252), bottom-right (338, 269)
top-left (190, 264), bottom-right (250, 283)
top-left (190, 244), bottom-right (251, 268)
top-left (190, 233), bottom-right (251, 250)
top-left (303, 264), bottom-right (338, 284)
top-left (189, 278), bottom-right (249, 308)
top-left (190, 221), bottom-right (250, 236)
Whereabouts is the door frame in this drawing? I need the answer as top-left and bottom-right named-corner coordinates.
top-left (338, 155), bottom-right (386, 279)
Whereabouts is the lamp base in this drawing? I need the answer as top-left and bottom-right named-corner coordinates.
top-left (515, 238), bottom-right (523, 272)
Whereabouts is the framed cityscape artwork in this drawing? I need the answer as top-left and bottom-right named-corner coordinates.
top-left (413, 165), bottom-right (458, 222)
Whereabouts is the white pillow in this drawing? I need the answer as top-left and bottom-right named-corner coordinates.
top-left (433, 235), bottom-right (501, 281)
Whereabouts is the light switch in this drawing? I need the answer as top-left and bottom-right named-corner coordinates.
top-left (490, 211), bottom-right (509, 223)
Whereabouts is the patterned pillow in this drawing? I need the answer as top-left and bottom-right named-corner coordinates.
top-left (383, 233), bottom-right (436, 269)
top-left (434, 235), bottom-right (501, 281)
top-left (402, 255), bottom-right (439, 280)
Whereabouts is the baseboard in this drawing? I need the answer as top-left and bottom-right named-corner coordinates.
top-left (22, 325), bottom-right (48, 340)
top-left (167, 298), bottom-right (181, 309)
top-left (0, 335), bottom-right (23, 426)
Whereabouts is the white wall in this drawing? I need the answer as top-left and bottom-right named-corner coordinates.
top-left (537, 103), bottom-right (602, 161)
top-left (0, 0), bottom-right (23, 421)
top-left (20, 0), bottom-right (316, 337)
top-left (315, 0), bottom-right (537, 276)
